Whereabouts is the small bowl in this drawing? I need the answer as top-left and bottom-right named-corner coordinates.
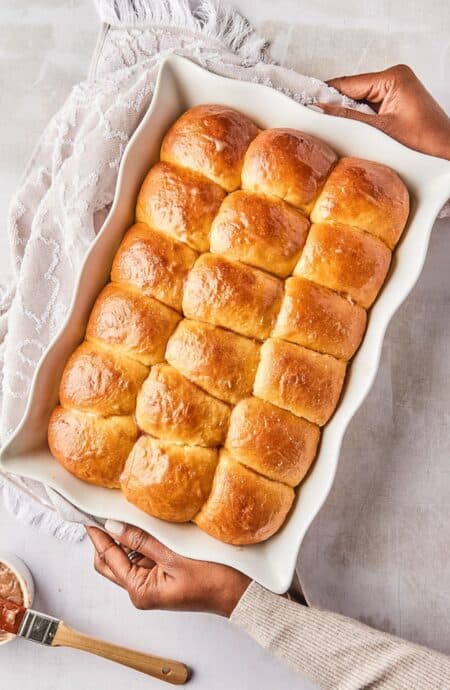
top-left (0, 552), bottom-right (34, 646)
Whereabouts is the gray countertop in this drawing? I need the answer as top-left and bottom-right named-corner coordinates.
top-left (1, 1), bottom-right (449, 688)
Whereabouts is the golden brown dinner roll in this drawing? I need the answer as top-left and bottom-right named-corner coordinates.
top-left (225, 397), bottom-right (320, 486)
top-left (111, 223), bottom-right (197, 312)
top-left (209, 190), bottom-right (309, 277)
top-left (241, 129), bottom-right (338, 213)
top-left (86, 283), bottom-right (180, 366)
top-left (135, 161), bottom-right (225, 252)
top-left (194, 451), bottom-right (294, 545)
top-left (294, 223), bottom-right (391, 309)
top-left (59, 341), bottom-right (148, 416)
top-left (253, 338), bottom-right (346, 426)
top-left (136, 364), bottom-right (230, 447)
top-left (182, 253), bottom-right (283, 340)
top-left (311, 157), bottom-right (410, 249)
top-left (160, 105), bottom-right (259, 192)
top-left (121, 436), bottom-right (218, 522)
top-left (273, 277), bottom-right (367, 360)
top-left (165, 319), bottom-right (260, 404)
top-left (48, 407), bottom-right (138, 489)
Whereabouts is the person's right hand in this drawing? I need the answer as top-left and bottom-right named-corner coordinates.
top-left (319, 64), bottom-right (450, 160)
top-left (87, 521), bottom-right (251, 617)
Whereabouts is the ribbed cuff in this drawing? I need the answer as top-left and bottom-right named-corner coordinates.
top-left (230, 580), bottom-right (308, 650)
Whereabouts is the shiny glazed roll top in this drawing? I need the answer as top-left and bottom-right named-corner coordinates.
top-left (160, 104), bottom-right (260, 191)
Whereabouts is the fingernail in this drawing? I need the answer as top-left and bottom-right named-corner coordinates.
top-left (308, 104), bottom-right (324, 113)
top-left (105, 519), bottom-right (125, 536)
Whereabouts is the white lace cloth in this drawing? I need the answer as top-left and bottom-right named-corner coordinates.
top-left (0, 0), bottom-right (447, 542)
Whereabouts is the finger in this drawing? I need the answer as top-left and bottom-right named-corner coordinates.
top-left (94, 552), bottom-right (124, 589)
top-left (123, 546), bottom-right (155, 570)
top-left (317, 103), bottom-right (391, 134)
top-left (86, 526), bottom-right (133, 584)
top-left (127, 566), bottom-right (164, 611)
top-left (104, 521), bottom-right (176, 568)
top-left (327, 71), bottom-right (391, 104)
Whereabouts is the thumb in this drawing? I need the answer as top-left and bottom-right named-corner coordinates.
top-left (317, 102), bottom-right (391, 134)
top-left (327, 71), bottom-right (391, 104)
top-left (104, 520), bottom-right (174, 566)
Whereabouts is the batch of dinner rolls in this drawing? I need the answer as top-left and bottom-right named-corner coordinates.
top-left (48, 105), bottom-right (410, 545)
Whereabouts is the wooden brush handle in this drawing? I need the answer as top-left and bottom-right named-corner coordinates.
top-left (52, 622), bottom-right (189, 685)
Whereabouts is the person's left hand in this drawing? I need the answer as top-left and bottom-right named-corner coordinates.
top-left (87, 521), bottom-right (251, 617)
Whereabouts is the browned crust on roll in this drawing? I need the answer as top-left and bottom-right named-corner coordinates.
top-left (165, 319), bottom-right (261, 405)
top-left (311, 157), bottom-right (410, 249)
top-left (225, 397), bottom-right (320, 487)
top-left (111, 223), bottom-right (197, 312)
top-left (136, 364), bottom-right (230, 447)
top-left (241, 128), bottom-right (338, 213)
top-left (48, 407), bottom-right (138, 488)
top-left (182, 253), bottom-right (283, 340)
top-left (121, 436), bottom-right (218, 522)
top-left (161, 105), bottom-right (259, 192)
top-left (253, 338), bottom-right (346, 426)
top-left (273, 276), bottom-right (367, 361)
top-left (294, 223), bottom-right (392, 309)
top-left (59, 341), bottom-right (148, 416)
top-left (136, 161), bottom-right (225, 252)
top-left (194, 451), bottom-right (295, 544)
top-left (86, 283), bottom-right (180, 366)
top-left (209, 190), bottom-right (310, 277)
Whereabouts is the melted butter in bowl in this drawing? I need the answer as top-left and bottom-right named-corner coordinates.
top-left (0, 563), bottom-right (24, 606)
top-left (0, 555), bottom-right (33, 644)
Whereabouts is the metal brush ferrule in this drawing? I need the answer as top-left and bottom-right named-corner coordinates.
top-left (17, 609), bottom-right (60, 646)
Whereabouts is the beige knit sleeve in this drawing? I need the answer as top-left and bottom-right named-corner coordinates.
top-left (231, 581), bottom-right (450, 689)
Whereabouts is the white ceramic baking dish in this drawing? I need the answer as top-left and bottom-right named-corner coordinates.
top-left (1, 55), bottom-right (449, 593)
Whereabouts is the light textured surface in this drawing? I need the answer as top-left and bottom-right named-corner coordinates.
top-left (0, 1), bottom-right (449, 689)
top-left (0, 0), bottom-right (98, 278)
top-left (0, 503), bottom-right (310, 690)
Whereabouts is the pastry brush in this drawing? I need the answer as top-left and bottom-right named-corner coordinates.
top-left (0, 596), bottom-right (189, 684)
